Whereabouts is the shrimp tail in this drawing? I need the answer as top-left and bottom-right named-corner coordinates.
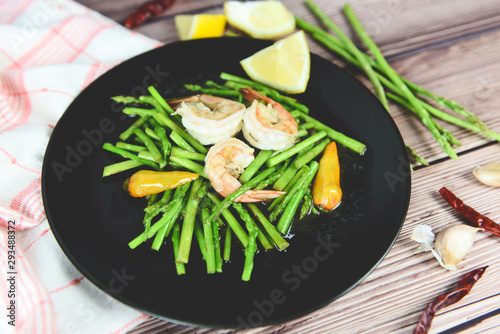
top-left (239, 88), bottom-right (272, 104)
top-left (167, 94), bottom-right (201, 109)
top-left (235, 190), bottom-right (285, 203)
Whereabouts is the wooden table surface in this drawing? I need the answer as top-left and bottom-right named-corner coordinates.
top-left (76, 0), bottom-right (500, 333)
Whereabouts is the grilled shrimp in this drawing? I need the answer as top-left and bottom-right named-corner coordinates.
top-left (239, 88), bottom-right (298, 150)
top-left (169, 94), bottom-right (246, 145)
top-left (204, 138), bottom-right (285, 202)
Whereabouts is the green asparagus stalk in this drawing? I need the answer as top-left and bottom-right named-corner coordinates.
top-left (169, 156), bottom-right (207, 178)
top-left (232, 203), bottom-right (273, 250)
top-left (128, 183), bottom-right (191, 249)
top-left (253, 160), bottom-right (290, 190)
top-left (119, 117), bottom-right (148, 141)
top-left (239, 150), bottom-right (274, 184)
top-left (115, 142), bottom-right (146, 153)
top-left (277, 161), bottom-right (320, 234)
top-left (223, 226), bottom-right (232, 262)
top-left (297, 2), bottom-right (500, 161)
top-left (269, 164), bottom-right (314, 222)
top-left (266, 131), bottom-right (327, 167)
top-left (111, 95), bottom-right (144, 104)
top-left (220, 72), bottom-right (310, 113)
top-left (341, 4), bottom-right (457, 160)
top-left (306, 0), bottom-right (389, 110)
top-left (194, 221), bottom-right (207, 261)
top-left (387, 93), bottom-right (500, 142)
top-left (184, 84), bottom-right (241, 98)
top-left (153, 112), bottom-right (208, 154)
top-left (145, 188), bottom-right (173, 214)
top-left (147, 86), bottom-right (176, 114)
top-left (200, 207), bottom-right (216, 273)
top-left (212, 214), bottom-right (223, 272)
top-left (272, 165), bottom-right (307, 213)
top-left (241, 215), bottom-right (258, 282)
top-left (102, 143), bottom-right (160, 170)
top-left (151, 192), bottom-right (186, 251)
top-left (177, 177), bottom-right (204, 264)
top-left (171, 224), bottom-right (186, 275)
top-left (154, 125), bottom-right (172, 166)
top-left (102, 159), bottom-right (143, 177)
top-left (272, 144), bottom-right (314, 191)
top-left (300, 189), bottom-right (314, 220)
top-left (206, 167), bottom-right (276, 222)
top-left (291, 110), bottom-right (367, 155)
top-left (133, 128), bottom-right (163, 165)
top-left (171, 147), bottom-right (206, 161)
top-left (247, 203), bottom-right (289, 250)
top-left (122, 107), bottom-right (157, 118)
top-left (170, 129), bottom-right (196, 153)
top-left (144, 127), bottom-right (160, 141)
top-left (206, 192), bottom-right (249, 247)
top-left (294, 138), bottom-right (330, 169)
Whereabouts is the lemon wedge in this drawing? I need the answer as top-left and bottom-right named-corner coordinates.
top-left (240, 30), bottom-right (310, 94)
top-left (175, 14), bottom-right (226, 40)
top-left (224, 1), bottom-right (295, 39)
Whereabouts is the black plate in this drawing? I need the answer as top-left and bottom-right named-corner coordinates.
top-left (42, 37), bottom-right (411, 329)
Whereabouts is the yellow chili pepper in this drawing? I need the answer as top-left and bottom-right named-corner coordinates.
top-left (312, 142), bottom-right (342, 211)
top-left (127, 170), bottom-right (199, 197)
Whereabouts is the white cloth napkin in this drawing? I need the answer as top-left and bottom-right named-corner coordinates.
top-left (0, 0), bottom-right (163, 333)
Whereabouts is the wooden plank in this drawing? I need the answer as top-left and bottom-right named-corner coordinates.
top-left (289, 0), bottom-right (500, 57)
top-left (77, 0), bottom-right (225, 25)
top-left (77, 0), bottom-right (500, 55)
top-left (336, 27), bottom-right (500, 164)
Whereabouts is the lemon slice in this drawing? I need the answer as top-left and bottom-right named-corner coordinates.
top-left (240, 30), bottom-right (310, 94)
top-left (224, 1), bottom-right (295, 39)
top-left (175, 14), bottom-right (226, 41)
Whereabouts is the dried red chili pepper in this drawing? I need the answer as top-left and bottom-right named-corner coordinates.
top-left (414, 266), bottom-right (487, 334)
top-left (125, 0), bottom-right (175, 29)
top-left (439, 187), bottom-right (500, 237)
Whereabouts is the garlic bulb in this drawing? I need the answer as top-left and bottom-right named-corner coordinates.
top-left (434, 224), bottom-right (482, 270)
top-left (411, 224), bottom-right (481, 271)
top-left (473, 162), bottom-right (500, 187)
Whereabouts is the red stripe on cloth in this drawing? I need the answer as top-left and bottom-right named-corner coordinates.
top-left (9, 178), bottom-right (46, 230)
top-left (0, 47), bottom-right (22, 69)
top-left (2, 87), bottom-right (76, 99)
top-left (0, 206), bottom-right (21, 228)
top-left (49, 19), bottom-right (115, 64)
top-left (0, 145), bottom-right (41, 175)
top-left (109, 313), bottom-right (149, 334)
top-left (18, 193), bottom-right (45, 229)
top-left (0, 70), bottom-right (31, 133)
top-left (23, 228), bottom-right (50, 252)
top-left (10, 178), bottom-right (40, 212)
top-left (7, 16), bottom-right (74, 69)
top-left (3, 0), bottom-right (33, 24)
top-left (49, 276), bottom-right (85, 294)
top-left (17, 248), bottom-right (55, 334)
top-left (36, 17), bottom-right (84, 66)
top-left (82, 62), bottom-right (101, 88)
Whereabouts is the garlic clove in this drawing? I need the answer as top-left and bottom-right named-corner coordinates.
top-left (411, 225), bottom-right (435, 252)
top-left (433, 224), bottom-right (482, 270)
top-left (473, 162), bottom-right (500, 187)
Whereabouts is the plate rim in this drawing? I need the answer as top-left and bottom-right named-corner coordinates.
top-left (41, 36), bottom-right (412, 329)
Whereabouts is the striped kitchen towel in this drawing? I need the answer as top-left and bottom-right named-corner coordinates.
top-left (0, 0), bottom-right (162, 333)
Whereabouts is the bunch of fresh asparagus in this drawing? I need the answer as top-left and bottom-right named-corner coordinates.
top-left (296, 0), bottom-right (500, 164)
top-left (102, 73), bottom-right (363, 281)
